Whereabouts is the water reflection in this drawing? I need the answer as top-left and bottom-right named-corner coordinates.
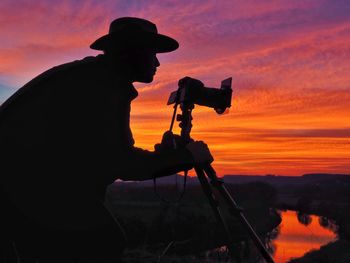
top-left (297, 212), bottom-right (312, 226)
top-left (273, 210), bottom-right (337, 263)
top-left (204, 210), bottom-right (337, 263)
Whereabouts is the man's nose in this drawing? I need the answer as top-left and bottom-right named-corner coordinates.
top-left (155, 56), bottom-right (160, 67)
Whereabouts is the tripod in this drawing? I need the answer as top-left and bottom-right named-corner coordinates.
top-left (169, 101), bottom-right (275, 263)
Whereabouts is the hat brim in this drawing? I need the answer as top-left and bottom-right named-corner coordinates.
top-left (90, 32), bottom-right (179, 53)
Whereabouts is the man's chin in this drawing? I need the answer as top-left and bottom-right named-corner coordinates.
top-left (136, 75), bottom-right (154, 83)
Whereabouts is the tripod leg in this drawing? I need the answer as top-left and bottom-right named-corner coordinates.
top-left (194, 167), bottom-right (235, 253)
top-left (202, 165), bottom-right (275, 263)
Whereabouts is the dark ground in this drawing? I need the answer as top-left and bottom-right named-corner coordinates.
top-left (106, 180), bottom-right (280, 262)
top-left (106, 173), bottom-right (350, 262)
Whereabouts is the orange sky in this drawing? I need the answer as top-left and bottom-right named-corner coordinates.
top-left (1, 1), bottom-right (349, 176)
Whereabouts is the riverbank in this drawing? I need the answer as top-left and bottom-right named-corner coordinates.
top-left (278, 205), bottom-right (350, 262)
top-left (274, 176), bottom-right (350, 262)
top-left (272, 210), bottom-right (337, 263)
top-left (276, 189), bottom-right (350, 241)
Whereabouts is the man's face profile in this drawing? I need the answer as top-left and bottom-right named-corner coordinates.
top-left (110, 46), bottom-right (161, 84)
top-left (130, 47), bottom-right (160, 83)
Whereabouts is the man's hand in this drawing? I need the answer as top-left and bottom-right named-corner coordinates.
top-left (186, 141), bottom-right (214, 165)
top-left (155, 131), bottom-right (214, 164)
top-left (154, 131), bottom-right (184, 152)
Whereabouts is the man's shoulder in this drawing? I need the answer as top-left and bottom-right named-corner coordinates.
top-left (0, 56), bottom-right (104, 114)
top-left (41, 55), bottom-right (103, 81)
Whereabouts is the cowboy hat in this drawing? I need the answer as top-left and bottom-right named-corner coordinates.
top-left (90, 17), bottom-right (179, 53)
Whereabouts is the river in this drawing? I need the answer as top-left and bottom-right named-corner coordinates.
top-left (272, 210), bottom-right (338, 262)
top-left (203, 209), bottom-right (338, 262)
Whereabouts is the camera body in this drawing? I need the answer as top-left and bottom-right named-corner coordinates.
top-left (167, 77), bottom-right (232, 114)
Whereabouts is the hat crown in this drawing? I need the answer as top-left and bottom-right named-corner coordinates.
top-left (109, 17), bottom-right (158, 35)
top-left (90, 17), bottom-right (178, 53)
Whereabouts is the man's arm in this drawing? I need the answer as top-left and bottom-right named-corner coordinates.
top-left (116, 146), bottom-right (194, 181)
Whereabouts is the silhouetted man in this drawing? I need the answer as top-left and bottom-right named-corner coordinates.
top-left (1, 17), bottom-right (212, 262)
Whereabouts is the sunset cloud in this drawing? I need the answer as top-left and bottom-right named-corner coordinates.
top-left (1, 0), bottom-right (349, 175)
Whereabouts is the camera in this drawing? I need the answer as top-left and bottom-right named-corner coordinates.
top-left (167, 77), bottom-right (232, 114)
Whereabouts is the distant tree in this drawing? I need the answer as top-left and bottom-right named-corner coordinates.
top-left (319, 216), bottom-right (338, 233)
top-left (297, 212), bottom-right (312, 226)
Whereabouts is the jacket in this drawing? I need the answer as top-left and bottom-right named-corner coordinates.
top-left (0, 54), bottom-right (193, 233)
